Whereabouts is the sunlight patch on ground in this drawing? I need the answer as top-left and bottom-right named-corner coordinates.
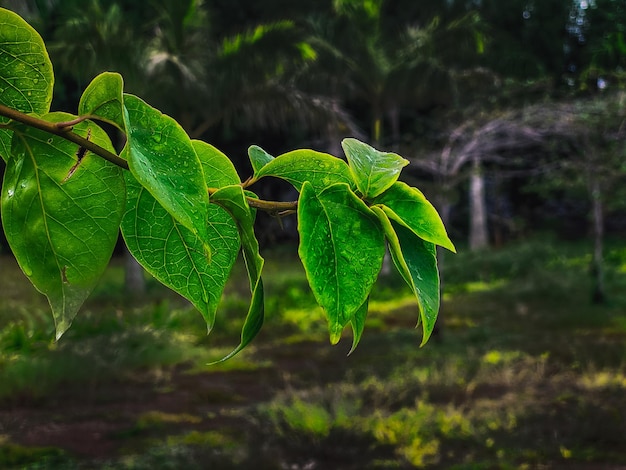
top-left (579, 370), bottom-right (626, 389)
top-left (456, 279), bottom-right (508, 293)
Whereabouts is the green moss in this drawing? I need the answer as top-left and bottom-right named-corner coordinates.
top-left (0, 442), bottom-right (68, 467)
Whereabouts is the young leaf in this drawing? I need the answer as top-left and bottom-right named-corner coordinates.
top-left (122, 93), bottom-right (211, 255)
top-left (210, 185), bottom-right (265, 362)
top-left (341, 138), bottom-right (408, 198)
top-left (298, 182), bottom-right (385, 344)
top-left (248, 145), bottom-right (274, 176)
top-left (254, 149), bottom-right (355, 192)
top-left (78, 72), bottom-right (126, 131)
top-left (0, 7), bottom-right (54, 161)
top-left (1, 114), bottom-right (124, 338)
top-left (372, 206), bottom-right (440, 345)
top-left (120, 174), bottom-right (240, 332)
top-left (374, 181), bottom-right (456, 253)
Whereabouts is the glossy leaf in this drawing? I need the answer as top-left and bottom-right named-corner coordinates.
top-left (372, 206), bottom-right (440, 345)
top-left (1, 114), bottom-right (124, 338)
top-left (0, 8), bottom-right (54, 162)
top-left (298, 182), bottom-right (385, 344)
top-left (248, 145), bottom-right (274, 176)
top-left (78, 72), bottom-right (126, 131)
top-left (374, 181), bottom-right (456, 253)
top-left (210, 185), bottom-right (265, 362)
top-left (195, 140), bottom-right (241, 186)
top-left (255, 149), bottom-right (355, 192)
top-left (342, 138), bottom-right (408, 198)
top-left (120, 173), bottom-right (240, 332)
top-left (122, 93), bottom-right (211, 255)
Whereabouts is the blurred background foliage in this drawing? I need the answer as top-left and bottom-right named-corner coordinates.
top-left (1, 1), bottom-right (626, 467)
top-left (1, 0), bottom-right (625, 256)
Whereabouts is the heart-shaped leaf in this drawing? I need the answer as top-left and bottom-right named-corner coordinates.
top-left (374, 181), bottom-right (456, 252)
top-left (298, 182), bottom-right (385, 344)
top-left (255, 149), bottom-right (355, 192)
top-left (121, 174), bottom-right (240, 332)
top-left (0, 8), bottom-right (54, 162)
top-left (1, 114), bottom-right (124, 338)
top-left (121, 141), bottom-right (241, 331)
top-left (342, 138), bottom-right (408, 198)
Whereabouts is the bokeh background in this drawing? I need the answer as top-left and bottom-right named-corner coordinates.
top-left (1, 1), bottom-right (626, 468)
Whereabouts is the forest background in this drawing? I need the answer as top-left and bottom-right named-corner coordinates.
top-left (1, 0), bottom-right (626, 468)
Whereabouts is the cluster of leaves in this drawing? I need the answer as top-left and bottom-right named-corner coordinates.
top-left (0, 8), bottom-right (454, 360)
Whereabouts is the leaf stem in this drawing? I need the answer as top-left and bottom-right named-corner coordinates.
top-left (207, 187), bottom-right (297, 212)
top-left (0, 103), bottom-right (129, 170)
top-left (55, 115), bottom-right (91, 129)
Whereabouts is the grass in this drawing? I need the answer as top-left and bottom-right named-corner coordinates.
top-left (1, 235), bottom-right (626, 468)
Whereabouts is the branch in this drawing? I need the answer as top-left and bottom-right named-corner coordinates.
top-left (208, 187), bottom-right (298, 213)
top-left (0, 104), bottom-right (129, 170)
top-left (0, 104), bottom-right (300, 214)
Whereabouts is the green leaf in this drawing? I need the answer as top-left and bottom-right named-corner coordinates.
top-left (298, 182), bottom-right (385, 344)
top-left (341, 138), bottom-right (408, 198)
top-left (120, 173), bottom-right (240, 332)
top-left (374, 181), bottom-right (456, 253)
top-left (248, 145), bottom-right (274, 176)
top-left (372, 206), bottom-right (440, 345)
top-left (255, 149), bottom-right (355, 192)
top-left (194, 140), bottom-right (241, 186)
top-left (78, 72), bottom-right (126, 131)
top-left (210, 185), bottom-right (265, 362)
top-left (121, 94), bottom-right (211, 255)
top-left (0, 7), bottom-right (54, 162)
top-left (1, 114), bottom-right (124, 338)
top-left (349, 298), bottom-right (369, 355)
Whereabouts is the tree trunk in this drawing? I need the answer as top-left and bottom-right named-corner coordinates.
top-left (590, 178), bottom-right (605, 304)
top-left (469, 157), bottom-right (489, 251)
top-left (325, 121), bottom-right (343, 158)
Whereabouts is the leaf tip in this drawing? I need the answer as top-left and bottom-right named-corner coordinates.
top-left (329, 326), bottom-right (342, 345)
top-left (54, 320), bottom-right (71, 341)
